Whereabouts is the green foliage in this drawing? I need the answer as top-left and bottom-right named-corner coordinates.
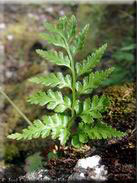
top-left (104, 37), bottom-right (136, 85)
top-left (76, 68), bottom-right (114, 95)
top-left (8, 120), bottom-right (48, 140)
top-left (27, 90), bottom-right (71, 112)
top-left (79, 95), bottom-right (110, 123)
top-left (76, 44), bottom-right (107, 77)
top-left (29, 72), bottom-right (72, 89)
top-left (36, 50), bottom-right (71, 69)
top-left (47, 151), bottom-right (58, 160)
top-left (24, 152), bottom-right (44, 173)
top-left (7, 15), bottom-right (126, 148)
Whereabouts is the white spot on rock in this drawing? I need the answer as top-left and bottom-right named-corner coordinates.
top-left (69, 155), bottom-right (108, 182)
top-left (0, 23), bottom-right (5, 29)
top-left (7, 35), bottom-right (13, 41)
top-left (59, 10), bottom-right (65, 16)
top-left (76, 155), bottom-right (101, 169)
top-left (46, 7), bottom-right (53, 13)
top-left (80, 173), bottom-right (85, 177)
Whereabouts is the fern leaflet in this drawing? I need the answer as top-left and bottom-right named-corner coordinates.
top-left (76, 44), bottom-right (107, 77)
top-left (7, 120), bottom-right (49, 140)
top-left (28, 90), bottom-right (71, 112)
top-left (29, 72), bottom-right (72, 89)
top-left (76, 68), bottom-right (114, 94)
top-left (36, 50), bottom-right (71, 69)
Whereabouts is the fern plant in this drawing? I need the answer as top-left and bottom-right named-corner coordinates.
top-left (8, 15), bottom-right (126, 148)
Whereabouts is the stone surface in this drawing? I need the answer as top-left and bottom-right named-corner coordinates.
top-left (68, 155), bottom-right (107, 183)
top-left (0, 167), bottom-right (4, 179)
top-left (20, 169), bottom-right (51, 182)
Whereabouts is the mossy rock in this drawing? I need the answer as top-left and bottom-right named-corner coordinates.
top-left (3, 18), bottom-right (49, 64)
top-left (103, 82), bottom-right (135, 132)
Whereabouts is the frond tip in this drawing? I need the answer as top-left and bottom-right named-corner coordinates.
top-left (7, 120), bottom-right (49, 140)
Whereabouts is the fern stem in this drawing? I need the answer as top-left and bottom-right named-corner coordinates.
top-left (0, 89), bottom-right (32, 125)
top-left (64, 41), bottom-right (76, 127)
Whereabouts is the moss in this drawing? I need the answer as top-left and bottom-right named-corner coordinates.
top-left (103, 83), bottom-right (136, 132)
top-left (4, 143), bottom-right (20, 162)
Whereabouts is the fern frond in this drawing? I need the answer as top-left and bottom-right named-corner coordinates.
top-left (65, 15), bottom-right (77, 39)
top-left (42, 16), bottom-right (77, 51)
top-left (40, 33), bottom-right (66, 48)
top-left (44, 22), bottom-right (58, 33)
top-left (79, 121), bottom-right (126, 140)
top-left (7, 120), bottom-right (49, 140)
top-left (43, 114), bottom-right (70, 144)
top-left (76, 67), bottom-right (114, 94)
top-left (76, 44), bottom-right (107, 77)
top-left (36, 50), bottom-right (71, 69)
top-left (28, 90), bottom-right (71, 112)
top-left (91, 95), bottom-right (110, 112)
top-left (29, 72), bottom-right (72, 90)
top-left (76, 96), bottom-right (110, 123)
top-left (7, 15), bottom-right (126, 147)
top-left (57, 15), bottom-right (77, 40)
top-left (8, 114), bottom-right (71, 145)
top-left (71, 24), bottom-right (89, 55)
top-left (57, 16), bottom-right (68, 32)
top-left (88, 122), bottom-right (125, 139)
top-left (59, 128), bottom-right (70, 145)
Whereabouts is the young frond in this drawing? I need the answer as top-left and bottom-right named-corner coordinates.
top-left (66, 15), bottom-right (77, 39)
top-left (29, 72), bottom-right (72, 90)
top-left (76, 44), bottom-right (107, 77)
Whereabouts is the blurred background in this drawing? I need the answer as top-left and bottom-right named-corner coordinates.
top-left (0, 2), bottom-right (136, 175)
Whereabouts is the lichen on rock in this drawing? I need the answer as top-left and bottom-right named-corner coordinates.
top-left (103, 82), bottom-right (136, 132)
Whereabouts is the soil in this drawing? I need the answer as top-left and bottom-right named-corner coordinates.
top-left (1, 132), bottom-right (136, 182)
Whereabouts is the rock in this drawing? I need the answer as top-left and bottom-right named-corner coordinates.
top-left (0, 167), bottom-right (5, 179)
top-left (0, 23), bottom-right (6, 29)
top-left (20, 169), bottom-right (52, 182)
top-left (68, 155), bottom-right (107, 183)
top-left (7, 35), bottom-right (14, 41)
